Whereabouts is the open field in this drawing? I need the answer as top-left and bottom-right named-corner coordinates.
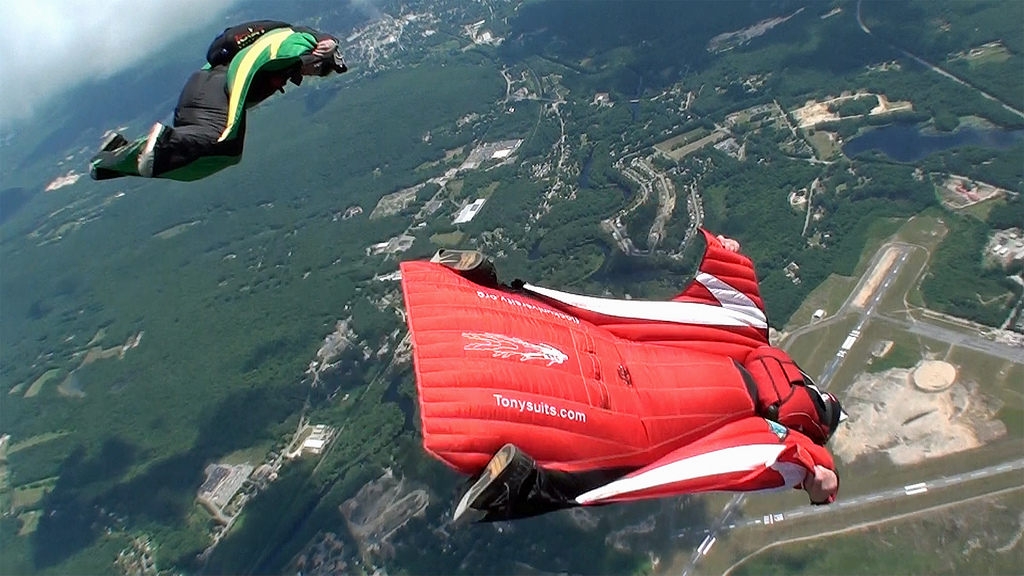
top-left (10, 480), bottom-right (56, 512)
top-left (804, 130), bottom-right (839, 161)
top-left (6, 432), bottom-right (70, 455)
top-left (654, 128), bottom-right (710, 154)
top-left (17, 510), bottom-right (42, 536)
top-left (429, 231), bottom-right (465, 246)
top-left (477, 181), bottom-right (500, 198)
top-left (154, 220), bottom-right (202, 240)
top-left (221, 442), bottom-right (275, 467)
top-left (24, 369), bottom-right (60, 398)
top-left (669, 131), bottom-right (728, 161)
top-left (782, 274), bottom-right (856, 331)
top-left (654, 128), bottom-right (729, 161)
top-left (948, 42), bottom-right (1012, 68)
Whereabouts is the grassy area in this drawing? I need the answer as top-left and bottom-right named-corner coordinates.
top-left (6, 431), bottom-right (70, 455)
top-left (430, 231), bottom-right (465, 247)
top-left (86, 327), bottom-right (106, 346)
top-left (804, 130), bottom-right (838, 161)
top-left (17, 510), bottom-right (42, 536)
top-left (785, 315), bottom-right (860, 382)
top-left (10, 482), bottom-right (54, 511)
top-left (960, 197), bottom-right (1004, 221)
top-left (946, 346), bottom-right (1024, 439)
top-left (654, 128), bottom-right (710, 154)
top-left (477, 181), bottom-right (501, 199)
top-left (24, 369), bottom-right (60, 398)
top-left (668, 131), bottom-right (728, 161)
top-left (221, 442), bottom-right (274, 467)
top-left (782, 275), bottom-right (856, 332)
top-left (894, 212), bottom-right (948, 248)
top-left (865, 339), bottom-right (920, 373)
top-left (154, 220), bottom-right (201, 240)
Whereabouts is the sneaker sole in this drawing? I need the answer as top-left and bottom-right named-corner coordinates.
top-left (138, 123), bottom-right (164, 177)
top-left (453, 444), bottom-right (517, 522)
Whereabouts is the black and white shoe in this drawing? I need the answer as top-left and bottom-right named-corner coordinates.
top-left (453, 443), bottom-right (535, 522)
top-left (430, 249), bottom-right (499, 288)
top-left (137, 123), bottom-right (167, 178)
top-left (100, 132), bottom-right (128, 153)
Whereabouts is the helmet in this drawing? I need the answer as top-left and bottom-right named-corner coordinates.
top-left (743, 347), bottom-right (847, 445)
top-left (789, 370), bottom-right (846, 444)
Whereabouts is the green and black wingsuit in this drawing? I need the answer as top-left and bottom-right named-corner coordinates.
top-left (90, 21), bottom-right (344, 182)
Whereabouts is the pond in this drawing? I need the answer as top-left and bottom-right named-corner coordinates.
top-left (842, 123), bottom-right (1024, 163)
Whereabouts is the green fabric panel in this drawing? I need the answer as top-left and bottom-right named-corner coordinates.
top-left (219, 29), bottom-right (317, 142)
top-left (157, 155), bottom-right (243, 182)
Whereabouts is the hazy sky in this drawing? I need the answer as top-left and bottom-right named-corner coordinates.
top-left (0, 0), bottom-right (243, 126)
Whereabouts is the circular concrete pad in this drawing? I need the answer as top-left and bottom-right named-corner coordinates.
top-left (913, 360), bottom-right (957, 392)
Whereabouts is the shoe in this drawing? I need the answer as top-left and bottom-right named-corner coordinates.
top-left (137, 123), bottom-right (166, 178)
top-left (100, 131), bottom-right (128, 153)
top-left (431, 249), bottom-right (499, 288)
top-left (453, 443), bottom-right (534, 522)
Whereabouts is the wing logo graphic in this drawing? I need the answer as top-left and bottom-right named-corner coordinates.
top-left (462, 332), bottom-right (568, 366)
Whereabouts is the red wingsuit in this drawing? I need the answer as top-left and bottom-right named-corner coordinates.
top-left (399, 230), bottom-right (840, 507)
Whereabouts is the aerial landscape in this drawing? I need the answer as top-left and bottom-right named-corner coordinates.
top-left (0, 0), bottom-right (1021, 574)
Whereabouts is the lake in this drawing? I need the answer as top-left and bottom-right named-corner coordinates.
top-left (843, 123), bottom-right (1024, 162)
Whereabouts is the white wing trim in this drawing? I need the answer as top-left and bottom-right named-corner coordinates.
top-left (523, 281), bottom-right (768, 330)
top-left (576, 443), bottom-right (786, 504)
top-left (695, 272), bottom-right (767, 324)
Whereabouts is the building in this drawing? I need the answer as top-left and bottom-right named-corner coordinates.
top-left (453, 199), bottom-right (487, 224)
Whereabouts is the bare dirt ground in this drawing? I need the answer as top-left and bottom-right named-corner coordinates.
top-left (369, 185), bottom-right (424, 220)
top-left (851, 246), bottom-right (899, 309)
top-left (790, 93), bottom-right (913, 128)
top-left (833, 360), bottom-right (1007, 466)
top-left (340, 468), bottom-right (429, 557)
top-left (938, 174), bottom-right (1009, 210)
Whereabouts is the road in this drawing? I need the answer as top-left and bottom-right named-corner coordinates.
top-left (856, 0), bottom-right (1024, 120)
top-left (880, 316), bottom-right (1024, 364)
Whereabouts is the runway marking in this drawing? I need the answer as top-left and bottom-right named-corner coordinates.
top-left (697, 535), bottom-right (712, 555)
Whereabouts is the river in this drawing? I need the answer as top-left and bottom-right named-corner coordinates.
top-left (843, 123), bottom-right (1024, 162)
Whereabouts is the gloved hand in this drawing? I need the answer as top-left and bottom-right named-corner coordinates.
top-left (717, 235), bottom-right (741, 253)
top-left (312, 38), bottom-right (338, 58)
top-left (803, 465), bottom-right (838, 505)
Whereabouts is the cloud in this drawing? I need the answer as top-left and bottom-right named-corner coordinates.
top-left (0, 0), bottom-right (243, 126)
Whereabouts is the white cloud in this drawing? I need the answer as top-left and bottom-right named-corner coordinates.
top-left (0, 0), bottom-right (243, 126)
